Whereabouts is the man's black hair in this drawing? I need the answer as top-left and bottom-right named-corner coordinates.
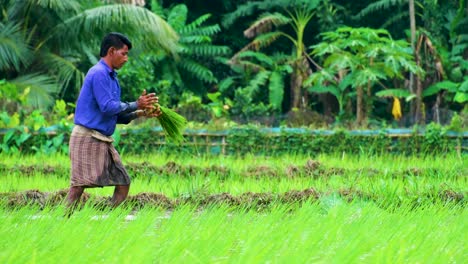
top-left (99, 32), bottom-right (132, 57)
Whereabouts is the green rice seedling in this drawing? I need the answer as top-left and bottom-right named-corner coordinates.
top-left (0, 202), bottom-right (465, 263)
top-left (154, 104), bottom-right (187, 144)
top-left (1, 153), bottom-right (466, 205)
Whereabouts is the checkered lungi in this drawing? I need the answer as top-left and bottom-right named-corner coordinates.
top-left (69, 125), bottom-right (131, 187)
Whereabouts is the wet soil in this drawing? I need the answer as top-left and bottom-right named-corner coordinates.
top-left (1, 187), bottom-right (464, 211)
top-left (1, 160), bottom-right (465, 180)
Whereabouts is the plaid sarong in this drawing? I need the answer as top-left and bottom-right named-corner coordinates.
top-left (69, 125), bottom-right (131, 187)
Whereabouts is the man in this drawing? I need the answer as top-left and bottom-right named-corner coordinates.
top-left (66, 32), bottom-right (160, 209)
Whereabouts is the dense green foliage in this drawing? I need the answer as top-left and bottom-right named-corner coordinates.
top-left (0, 123), bottom-right (464, 156)
top-left (0, 0), bottom-right (466, 128)
top-left (0, 0), bottom-right (178, 107)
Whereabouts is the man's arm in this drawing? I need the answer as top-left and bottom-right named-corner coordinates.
top-left (117, 106), bottom-right (162, 124)
top-left (92, 72), bottom-right (138, 116)
top-left (117, 111), bottom-right (139, 124)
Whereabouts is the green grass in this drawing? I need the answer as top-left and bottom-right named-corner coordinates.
top-left (0, 153), bottom-right (466, 263)
top-left (0, 202), bottom-right (465, 263)
top-left (0, 153), bottom-right (465, 198)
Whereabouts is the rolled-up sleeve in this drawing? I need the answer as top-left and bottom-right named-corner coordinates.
top-left (120, 101), bottom-right (138, 114)
top-left (117, 111), bottom-right (138, 124)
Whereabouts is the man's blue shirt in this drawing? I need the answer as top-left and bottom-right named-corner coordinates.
top-left (74, 59), bottom-right (138, 136)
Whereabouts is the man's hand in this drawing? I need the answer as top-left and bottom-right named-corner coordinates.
top-left (136, 106), bottom-right (162, 118)
top-left (137, 89), bottom-right (158, 111)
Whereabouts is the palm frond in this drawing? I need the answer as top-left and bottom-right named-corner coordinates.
top-left (53, 4), bottom-right (179, 56)
top-left (268, 71), bottom-right (284, 110)
top-left (189, 25), bottom-right (222, 37)
top-left (218, 77), bottom-right (236, 93)
top-left (161, 63), bottom-right (183, 88)
top-left (11, 74), bottom-right (59, 108)
top-left (148, 0), bottom-right (164, 17)
top-left (179, 35), bottom-right (212, 44)
top-left (45, 53), bottom-right (84, 98)
top-left (7, 0), bottom-right (80, 21)
top-left (244, 12), bottom-right (291, 38)
top-left (236, 51), bottom-right (274, 68)
top-left (274, 0), bottom-right (321, 12)
top-left (181, 14), bottom-right (212, 34)
top-left (242, 32), bottom-right (284, 52)
top-left (246, 70), bottom-right (270, 94)
top-left (167, 4), bottom-right (188, 32)
top-left (0, 21), bottom-right (32, 71)
top-left (32, 0), bottom-right (80, 12)
top-left (354, 0), bottom-right (406, 19)
top-left (83, 45), bottom-right (99, 65)
top-left (381, 11), bottom-right (409, 28)
top-left (179, 59), bottom-right (217, 83)
top-left (222, 1), bottom-right (262, 28)
top-left (222, 0), bottom-right (320, 28)
top-left (181, 45), bottom-right (230, 57)
top-left (229, 60), bottom-right (265, 73)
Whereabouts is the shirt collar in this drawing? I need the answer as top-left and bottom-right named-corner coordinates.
top-left (99, 59), bottom-right (118, 79)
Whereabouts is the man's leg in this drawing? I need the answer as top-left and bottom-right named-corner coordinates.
top-left (67, 186), bottom-right (84, 206)
top-left (111, 185), bottom-right (130, 207)
top-left (66, 186), bottom-right (85, 217)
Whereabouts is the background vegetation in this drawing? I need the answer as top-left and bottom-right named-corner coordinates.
top-left (0, 0), bottom-right (467, 153)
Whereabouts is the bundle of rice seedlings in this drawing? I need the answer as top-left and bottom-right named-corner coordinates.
top-left (153, 104), bottom-right (187, 144)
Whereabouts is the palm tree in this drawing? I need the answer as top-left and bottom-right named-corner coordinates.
top-left (148, 3), bottom-right (231, 98)
top-left (0, 0), bottom-right (178, 108)
top-left (222, 0), bottom-right (322, 110)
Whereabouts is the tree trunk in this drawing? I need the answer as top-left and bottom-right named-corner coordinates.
top-left (433, 92), bottom-right (443, 123)
top-left (414, 35), bottom-right (424, 124)
top-left (356, 86), bottom-right (364, 126)
top-left (290, 62), bottom-right (303, 109)
top-left (289, 57), bottom-right (311, 110)
top-left (409, 0), bottom-right (417, 123)
top-left (415, 73), bottom-right (423, 124)
top-left (366, 58), bottom-right (374, 122)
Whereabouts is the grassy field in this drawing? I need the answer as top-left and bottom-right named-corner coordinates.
top-left (0, 153), bottom-right (466, 263)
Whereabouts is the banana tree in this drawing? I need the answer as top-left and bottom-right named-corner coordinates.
top-left (0, 0), bottom-right (178, 108)
top-left (422, 79), bottom-right (468, 123)
top-left (308, 27), bottom-right (423, 126)
top-left (223, 0), bottom-right (321, 110)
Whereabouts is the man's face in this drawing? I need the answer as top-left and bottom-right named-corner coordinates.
top-left (109, 45), bottom-right (129, 70)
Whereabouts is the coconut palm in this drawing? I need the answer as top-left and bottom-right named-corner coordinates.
top-left (0, 0), bottom-right (178, 108)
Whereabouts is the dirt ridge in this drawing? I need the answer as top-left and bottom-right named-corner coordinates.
top-left (1, 187), bottom-right (465, 210)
